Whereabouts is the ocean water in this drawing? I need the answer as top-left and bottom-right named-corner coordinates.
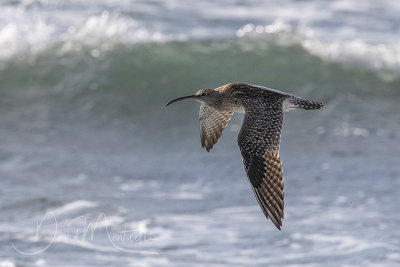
top-left (1, 0), bottom-right (400, 266)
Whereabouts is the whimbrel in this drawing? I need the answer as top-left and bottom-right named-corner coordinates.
top-left (167, 83), bottom-right (323, 230)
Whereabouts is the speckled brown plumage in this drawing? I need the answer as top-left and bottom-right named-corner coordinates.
top-left (238, 102), bottom-right (285, 229)
top-left (199, 105), bottom-right (233, 152)
top-left (167, 82), bottom-right (324, 230)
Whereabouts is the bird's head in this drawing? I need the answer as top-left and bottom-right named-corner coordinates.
top-left (166, 89), bottom-right (220, 106)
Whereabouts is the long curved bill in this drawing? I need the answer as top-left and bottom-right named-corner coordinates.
top-left (166, 95), bottom-right (196, 106)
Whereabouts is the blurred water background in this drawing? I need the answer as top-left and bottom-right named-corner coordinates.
top-left (0, 0), bottom-right (400, 266)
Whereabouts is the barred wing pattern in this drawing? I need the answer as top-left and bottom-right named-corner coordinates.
top-left (238, 106), bottom-right (285, 230)
top-left (199, 104), bottom-right (233, 152)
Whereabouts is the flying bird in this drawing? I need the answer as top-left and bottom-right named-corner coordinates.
top-left (166, 83), bottom-right (323, 230)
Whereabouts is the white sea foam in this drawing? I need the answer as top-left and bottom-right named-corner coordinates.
top-left (1, 0), bottom-right (400, 73)
top-left (147, 203), bottom-right (398, 265)
top-left (302, 39), bottom-right (400, 73)
top-left (237, 21), bottom-right (400, 74)
top-left (120, 181), bottom-right (145, 192)
top-left (48, 200), bottom-right (99, 217)
top-left (169, 192), bottom-right (204, 200)
top-left (0, 260), bottom-right (17, 267)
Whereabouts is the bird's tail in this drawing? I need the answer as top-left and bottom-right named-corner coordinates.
top-left (286, 96), bottom-right (324, 110)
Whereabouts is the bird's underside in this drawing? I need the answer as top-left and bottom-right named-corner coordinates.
top-left (197, 83), bottom-right (324, 230)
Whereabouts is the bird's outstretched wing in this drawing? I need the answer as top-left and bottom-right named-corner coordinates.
top-left (199, 104), bottom-right (233, 152)
top-left (238, 106), bottom-right (285, 230)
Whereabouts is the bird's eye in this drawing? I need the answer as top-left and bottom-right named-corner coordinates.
top-left (201, 93), bottom-right (206, 96)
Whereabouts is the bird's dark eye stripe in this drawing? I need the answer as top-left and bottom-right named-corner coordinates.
top-left (201, 93), bottom-right (206, 96)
